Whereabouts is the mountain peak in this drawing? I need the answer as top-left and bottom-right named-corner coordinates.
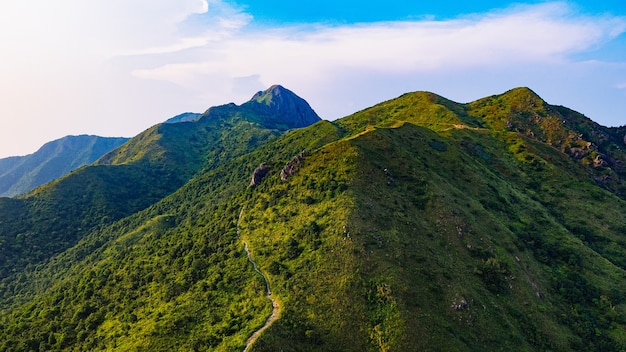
top-left (243, 85), bottom-right (321, 129)
top-left (249, 84), bottom-right (292, 105)
top-left (500, 87), bottom-right (546, 108)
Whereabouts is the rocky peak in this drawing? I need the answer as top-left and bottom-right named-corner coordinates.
top-left (242, 85), bottom-right (321, 129)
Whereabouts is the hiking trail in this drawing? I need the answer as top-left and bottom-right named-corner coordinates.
top-left (239, 208), bottom-right (281, 352)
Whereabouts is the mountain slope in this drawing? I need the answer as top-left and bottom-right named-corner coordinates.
top-left (0, 135), bottom-right (129, 197)
top-left (239, 121), bottom-right (626, 351)
top-left (0, 87), bottom-right (625, 351)
top-left (469, 87), bottom-right (626, 197)
top-left (0, 119), bottom-right (339, 351)
top-left (242, 85), bottom-right (322, 129)
top-left (0, 85), bottom-right (320, 305)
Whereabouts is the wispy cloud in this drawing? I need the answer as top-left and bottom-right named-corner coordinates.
top-left (0, 0), bottom-right (216, 156)
top-left (128, 2), bottom-right (626, 114)
top-left (135, 3), bottom-right (624, 71)
top-left (0, 1), bottom-right (625, 157)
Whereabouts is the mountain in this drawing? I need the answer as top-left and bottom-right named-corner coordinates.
top-left (163, 85), bottom-right (320, 127)
top-left (0, 135), bottom-right (129, 197)
top-left (1, 87), bottom-right (625, 351)
top-left (0, 85), bottom-right (320, 305)
top-left (242, 84), bottom-right (322, 129)
top-left (164, 112), bottom-right (202, 123)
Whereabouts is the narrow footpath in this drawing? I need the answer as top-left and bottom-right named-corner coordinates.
top-left (238, 208), bottom-right (281, 352)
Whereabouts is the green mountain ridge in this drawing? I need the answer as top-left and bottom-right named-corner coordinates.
top-left (0, 135), bottom-right (129, 197)
top-left (1, 86), bottom-right (625, 351)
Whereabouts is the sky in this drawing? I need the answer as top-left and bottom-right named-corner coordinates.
top-left (0, 0), bottom-right (625, 157)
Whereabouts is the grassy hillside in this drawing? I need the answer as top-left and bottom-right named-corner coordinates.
top-left (0, 86), bottom-right (320, 307)
top-left (0, 120), bottom-right (337, 351)
top-left (0, 87), bottom-right (625, 351)
top-left (239, 121), bottom-right (626, 351)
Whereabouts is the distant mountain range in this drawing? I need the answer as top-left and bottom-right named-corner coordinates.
top-left (0, 135), bottom-right (129, 197)
top-left (1, 85), bottom-right (626, 351)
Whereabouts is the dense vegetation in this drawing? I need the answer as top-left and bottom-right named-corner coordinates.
top-left (0, 86), bottom-right (625, 351)
top-left (0, 85), bottom-right (318, 307)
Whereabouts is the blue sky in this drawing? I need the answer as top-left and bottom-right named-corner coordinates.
top-left (0, 0), bottom-right (625, 157)
top-left (240, 0), bottom-right (624, 23)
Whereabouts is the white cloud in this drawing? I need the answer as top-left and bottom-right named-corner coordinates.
top-left (0, 0), bottom-right (210, 59)
top-left (0, 0), bottom-right (225, 157)
top-left (130, 3), bottom-right (622, 90)
top-left (0, 1), bottom-right (625, 157)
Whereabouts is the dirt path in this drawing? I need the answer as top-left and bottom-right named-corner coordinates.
top-left (238, 208), bottom-right (281, 352)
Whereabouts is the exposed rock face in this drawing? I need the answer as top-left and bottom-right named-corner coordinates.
top-left (451, 298), bottom-right (468, 311)
top-left (594, 154), bottom-right (609, 168)
top-left (383, 168), bottom-right (394, 185)
top-left (280, 150), bottom-right (307, 181)
top-left (249, 163), bottom-right (270, 187)
top-left (567, 147), bottom-right (586, 160)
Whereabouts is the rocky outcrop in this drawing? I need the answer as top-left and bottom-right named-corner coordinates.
top-left (280, 150), bottom-right (307, 181)
top-left (451, 298), bottom-right (468, 311)
top-left (593, 154), bottom-right (609, 168)
top-left (249, 163), bottom-right (270, 187)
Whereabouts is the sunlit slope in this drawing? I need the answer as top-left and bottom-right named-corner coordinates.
top-left (0, 85), bottom-right (319, 305)
top-left (1, 87), bottom-right (625, 351)
top-left (241, 89), bottom-right (626, 350)
top-left (238, 120), bottom-right (625, 351)
top-left (0, 120), bottom-right (341, 351)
